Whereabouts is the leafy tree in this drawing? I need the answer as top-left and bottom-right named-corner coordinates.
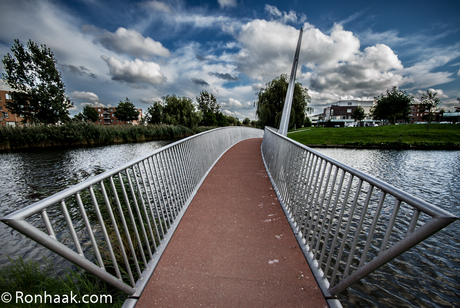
top-left (82, 105), bottom-right (99, 122)
top-left (216, 112), bottom-right (228, 127)
top-left (242, 117), bottom-right (250, 126)
top-left (304, 116), bottom-right (312, 127)
top-left (145, 101), bottom-right (163, 125)
top-left (420, 90), bottom-right (441, 131)
top-left (226, 115), bottom-right (237, 126)
top-left (256, 74), bottom-right (311, 129)
top-left (114, 98), bottom-right (139, 124)
top-left (352, 106), bottom-right (366, 123)
top-left (372, 86), bottom-right (412, 124)
top-left (162, 94), bottom-right (201, 128)
top-left (196, 91), bottom-right (220, 126)
top-left (2, 39), bottom-right (73, 124)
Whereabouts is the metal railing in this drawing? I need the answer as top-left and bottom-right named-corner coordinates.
top-left (1, 126), bottom-right (263, 299)
top-left (261, 126), bottom-right (457, 298)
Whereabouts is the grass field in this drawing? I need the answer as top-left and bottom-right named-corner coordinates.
top-left (288, 124), bottom-right (460, 149)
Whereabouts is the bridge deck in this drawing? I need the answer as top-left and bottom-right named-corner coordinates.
top-left (136, 138), bottom-right (327, 308)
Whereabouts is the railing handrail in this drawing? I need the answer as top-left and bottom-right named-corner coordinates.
top-left (1, 126), bottom-right (264, 303)
top-left (1, 127), bottom-right (257, 221)
top-left (261, 126), bottom-right (457, 297)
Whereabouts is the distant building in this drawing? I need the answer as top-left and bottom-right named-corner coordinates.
top-left (409, 104), bottom-right (429, 123)
top-left (320, 100), bottom-right (378, 127)
top-left (94, 107), bottom-right (143, 125)
top-left (0, 90), bottom-right (25, 126)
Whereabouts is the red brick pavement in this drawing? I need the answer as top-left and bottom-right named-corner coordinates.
top-left (135, 138), bottom-right (327, 308)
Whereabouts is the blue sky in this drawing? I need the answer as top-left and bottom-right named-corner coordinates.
top-left (1, 0), bottom-right (459, 120)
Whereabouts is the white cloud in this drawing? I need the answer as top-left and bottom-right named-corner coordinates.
top-left (70, 91), bottom-right (99, 103)
top-left (265, 5), bottom-right (300, 24)
top-left (101, 56), bottom-right (166, 85)
top-left (86, 26), bottom-right (170, 59)
top-left (144, 1), bottom-right (173, 13)
top-left (218, 0), bottom-right (237, 9)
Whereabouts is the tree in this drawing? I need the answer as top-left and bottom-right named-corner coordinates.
top-left (372, 86), bottom-right (412, 124)
top-left (196, 91), bottom-right (220, 126)
top-left (2, 39), bottom-right (72, 124)
top-left (242, 117), bottom-right (250, 126)
top-left (216, 112), bottom-right (228, 127)
top-left (81, 105), bottom-right (99, 122)
top-left (145, 101), bottom-right (163, 125)
top-left (162, 94), bottom-right (201, 128)
top-left (256, 74), bottom-right (312, 129)
top-left (420, 90), bottom-right (441, 131)
top-left (352, 106), bottom-right (366, 123)
top-left (114, 98), bottom-right (139, 123)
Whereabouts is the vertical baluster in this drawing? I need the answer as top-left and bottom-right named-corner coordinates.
top-left (344, 184), bottom-right (374, 278)
top-left (359, 191), bottom-right (386, 268)
top-left (100, 179), bottom-right (135, 287)
top-left (406, 208), bottom-right (420, 236)
top-left (319, 168), bottom-right (345, 269)
top-left (380, 199), bottom-right (401, 252)
top-left (60, 199), bottom-right (84, 256)
top-left (143, 158), bottom-right (165, 239)
top-left (109, 175), bottom-right (142, 279)
top-left (88, 186), bottom-right (121, 278)
top-left (327, 173), bottom-right (354, 286)
top-left (41, 208), bottom-right (56, 240)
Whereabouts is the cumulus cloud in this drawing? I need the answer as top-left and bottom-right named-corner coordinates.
top-left (139, 97), bottom-right (163, 104)
top-left (101, 55), bottom-right (166, 85)
top-left (70, 91), bottom-right (99, 102)
top-left (86, 26), bottom-right (170, 59)
top-left (218, 0), bottom-right (237, 9)
top-left (221, 98), bottom-right (252, 109)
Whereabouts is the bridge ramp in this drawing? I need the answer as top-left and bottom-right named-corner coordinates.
top-left (136, 138), bottom-right (327, 308)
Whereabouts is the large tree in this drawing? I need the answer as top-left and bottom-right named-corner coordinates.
top-left (145, 101), bottom-right (163, 125)
top-left (162, 94), bottom-right (201, 128)
top-left (256, 74), bottom-right (311, 129)
top-left (372, 86), bottom-right (412, 124)
top-left (82, 105), bottom-right (99, 122)
top-left (352, 106), bottom-right (366, 123)
top-left (2, 39), bottom-right (73, 124)
top-left (114, 98), bottom-right (139, 123)
top-left (196, 91), bottom-right (221, 126)
top-left (420, 90), bottom-right (441, 131)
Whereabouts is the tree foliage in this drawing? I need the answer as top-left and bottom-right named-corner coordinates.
top-left (82, 105), bottom-right (99, 122)
top-left (372, 86), bottom-right (412, 124)
top-left (2, 39), bottom-right (73, 124)
top-left (256, 74), bottom-right (311, 129)
top-left (420, 90), bottom-right (441, 131)
top-left (114, 98), bottom-right (139, 123)
top-left (352, 106), bottom-right (366, 122)
top-left (145, 95), bottom-right (201, 128)
top-left (196, 90), bottom-right (227, 127)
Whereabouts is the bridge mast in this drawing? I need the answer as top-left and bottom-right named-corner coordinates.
top-left (278, 27), bottom-right (303, 136)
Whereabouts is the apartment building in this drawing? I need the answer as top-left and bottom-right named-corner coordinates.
top-left (321, 100), bottom-right (376, 127)
top-left (94, 107), bottom-right (143, 125)
top-left (0, 90), bottom-right (24, 126)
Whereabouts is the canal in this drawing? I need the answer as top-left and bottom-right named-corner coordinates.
top-left (0, 142), bottom-right (458, 307)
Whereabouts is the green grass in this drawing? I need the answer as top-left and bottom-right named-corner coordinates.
top-left (288, 124), bottom-right (460, 149)
top-left (0, 257), bottom-right (126, 307)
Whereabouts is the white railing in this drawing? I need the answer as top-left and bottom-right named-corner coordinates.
top-left (0, 127), bottom-right (263, 301)
top-left (261, 126), bottom-right (457, 298)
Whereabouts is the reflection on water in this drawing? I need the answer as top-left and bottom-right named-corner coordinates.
top-left (0, 141), bottom-right (171, 272)
top-left (316, 148), bottom-right (460, 308)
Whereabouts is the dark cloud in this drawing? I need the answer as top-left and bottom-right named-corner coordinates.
top-left (196, 54), bottom-right (207, 61)
top-left (209, 72), bottom-right (239, 81)
top-left (61, 64), bottom-right (97, 78)
top-left (191, 78), bottom-right (209, 86)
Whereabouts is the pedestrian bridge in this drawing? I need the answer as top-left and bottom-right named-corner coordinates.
top-left (1, 126), bottom-right (457, 307)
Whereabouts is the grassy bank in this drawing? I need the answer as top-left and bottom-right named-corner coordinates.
top-left (0, 122), bottom-right (197, 151)
top-left (0, 257), bottom-right (126, 307)
top-left (288, 124), bottom-right (460, 149)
